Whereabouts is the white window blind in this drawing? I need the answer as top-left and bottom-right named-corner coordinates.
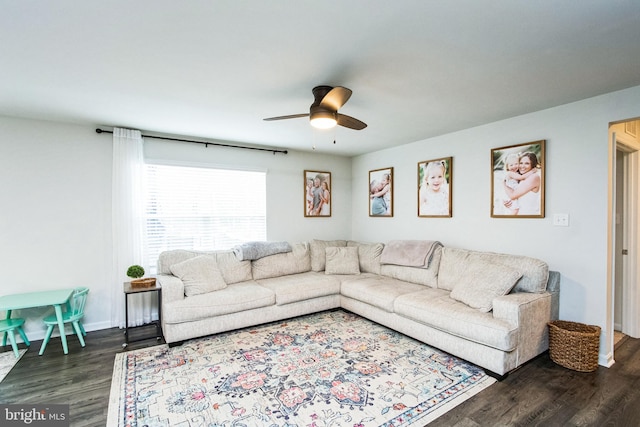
top-left (144, 163), bottom-right (266, 274)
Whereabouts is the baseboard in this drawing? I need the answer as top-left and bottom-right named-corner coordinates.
top-left (600, 350), bottom-right (615, 367)
top-left (14, 320), bottom-right (114, 343)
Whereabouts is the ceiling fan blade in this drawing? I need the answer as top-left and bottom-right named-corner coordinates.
top-left (320, 86), bottom-right (352, 111)
top-left (263, 113), bottom-right (309, 121)
top-left (337, 113), bottom-right (367, 130)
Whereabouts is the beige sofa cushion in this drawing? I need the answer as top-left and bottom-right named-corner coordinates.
top-left (252, 242), bottom-right (311, 280)
top-left (163, 281), bottom-right (275, 324)
top-left (341, 275), bottom-right (426, 312)
top-left (449, 261), bottom-right (522, 312)
top-left (379, 245), bottom-right (441, 288)
top-left (157, 249), bottom-right (208, 274)
top-left (169, 255), bottom-right (227, 296)
top-left (438, 247), bottom-right (549, 293)
top-left (347, 241), bottom-right (384, 274)
top-left (310, 239), bottom-right (347, 271)
top-left (325, 246), bottom-right (360, 275)
top-left (394, 289), bottom-right (518, 351)
top-left (157, 249), bottom-right (252, 285)
top-left (215, 251), bottom-right (253, 284)
top-left (255, 272), bottom-right (341, 305)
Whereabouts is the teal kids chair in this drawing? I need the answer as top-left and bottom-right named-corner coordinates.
top-left (39, 287), bottom-right (89, 355)
top-left (1, 317), bottom-right (30, 358)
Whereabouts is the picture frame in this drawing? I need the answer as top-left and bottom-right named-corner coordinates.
top-left (304, 170), bottom-right (331, 217)
top-left (418, 157), bottom-right (452, 217)
top-left (491, 140), bottom-right (545, 218)
top-left (369, 167), bottom-right (393, 217)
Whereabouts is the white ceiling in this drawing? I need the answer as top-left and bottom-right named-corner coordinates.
top-left (2, 1), bottom-right (640, 156)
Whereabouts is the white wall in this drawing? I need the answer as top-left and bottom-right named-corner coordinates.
top-left (0, 117), bottom-right (351, 341)
top-left (4, 85), bottom-right (640, 364)
top-left (0, 117), bottom-right (113, 338)
top-left (351, 84), bottom-right (640, 366)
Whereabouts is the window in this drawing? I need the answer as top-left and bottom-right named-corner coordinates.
top-left (144, 163), bottom-right (266, 274)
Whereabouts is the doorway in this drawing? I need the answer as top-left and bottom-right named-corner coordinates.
top-left (610, 119), bottom-right (640, 355)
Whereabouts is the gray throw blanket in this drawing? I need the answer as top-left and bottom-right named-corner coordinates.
top-left (233, 241), bottom-right (292, 261)
top-left (380, 240), bottom-right (443, 268)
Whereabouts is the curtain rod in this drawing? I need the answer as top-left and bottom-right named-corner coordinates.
top-left (95, 128), bottom-right (288, 155)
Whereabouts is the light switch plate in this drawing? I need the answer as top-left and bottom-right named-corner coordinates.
top-left (553, 213), bottom-right (569, 227)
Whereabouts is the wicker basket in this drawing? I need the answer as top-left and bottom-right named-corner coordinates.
top-left (548, 320), bottom-right (600, 372)
top-left (130, 277), bottom-right (156, 288)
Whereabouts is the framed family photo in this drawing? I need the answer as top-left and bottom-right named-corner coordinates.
top-left (369, 167), bottom-right (393, 217)
top-left (418, 157), bottom-right (452, 217)
top-left (491, 140), bottom-right (545, 218)
top-left (304, 170), bottom-right (331, 217)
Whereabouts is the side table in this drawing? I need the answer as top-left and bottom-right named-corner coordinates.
top-left (123, 281), bottom-right (163, 348)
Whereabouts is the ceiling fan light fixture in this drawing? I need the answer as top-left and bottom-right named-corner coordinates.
top-left (309, 108), bottom-right (337, 129)
top-left (310, 116), bottom-right (337, 129)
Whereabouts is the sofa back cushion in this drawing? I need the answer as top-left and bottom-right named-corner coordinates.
top-left (214, 251), bottom-right (253, 284)
top-left (169, 255), bottom-right (227, 296)
top-left (252, 242), bottom-right (311, 280)
top-left (379, 245), bottom-right (441, 287)
top-left (437, 247), bottom-right (549, 293)
top-left (158, 249), bottom-right (206, 274)
top-left (347, 241), bottom-right (384, 274)
top-left (158, 249), bottom-right (252, 285)
top-left (310, 239), bottom-right (347, 271)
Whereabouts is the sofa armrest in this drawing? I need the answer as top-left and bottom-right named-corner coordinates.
top-left (157, 274), bottom-right (185, 303)
top-left (493, 291), bottom-right (552, 365)
top-left (546, 270), bottom-right (560, 321)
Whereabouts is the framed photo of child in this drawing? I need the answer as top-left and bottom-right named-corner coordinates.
top-left (369, 167), bottom-right (393, 217)
top-left (304, 170), bottom-right (331, 217)
top-left (418, 157), bottom-right (452, 217)
top-left (491, 140), bottom-right (545, 218)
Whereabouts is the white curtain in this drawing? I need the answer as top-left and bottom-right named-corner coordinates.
top-left (111, 128), bottom-right (155, 327)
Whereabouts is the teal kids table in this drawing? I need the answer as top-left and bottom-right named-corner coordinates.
top-left (0, 288), bottom-right (75, 355)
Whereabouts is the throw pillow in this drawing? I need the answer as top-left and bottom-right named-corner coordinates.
top-left (310, 239), bottom-right (347, 271)
top-left (449, 261), bottom-right (522, 312)
top-left (325, 246), bottom-right (360, 275)
top-left (347, 241), bottom-right (384, 274)
top-left (169, 255), bottom-right (227, 297)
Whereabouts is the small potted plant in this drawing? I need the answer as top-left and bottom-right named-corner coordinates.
top-left (127, 264), bottom-right (155, 288)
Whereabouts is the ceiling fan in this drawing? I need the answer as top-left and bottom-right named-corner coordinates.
top-left (264, 85), bottom-right (367, 130)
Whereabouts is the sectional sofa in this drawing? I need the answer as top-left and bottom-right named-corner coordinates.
top-left (156, 239), bottom-right (559, 376)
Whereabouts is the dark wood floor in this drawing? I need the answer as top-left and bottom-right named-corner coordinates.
top-left (1, 328), bottom-right (639, 427)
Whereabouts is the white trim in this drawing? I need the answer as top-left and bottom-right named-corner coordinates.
top-left (620, 144), bottom-right (640, 338)
top-left (609, 123), bottom-right (640, 367)
top-left (17, 320), bottom-right (118, 344)
top-left (607, 130), bottom-right (616, 365)
top-left (600, 351), bottom-right (615, 368)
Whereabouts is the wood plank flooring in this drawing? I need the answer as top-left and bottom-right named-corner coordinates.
top-left (1, 327), bottom-right (639, 426)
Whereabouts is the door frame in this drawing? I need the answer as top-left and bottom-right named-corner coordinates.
top-left (610, 122), bottom-right (640, 344)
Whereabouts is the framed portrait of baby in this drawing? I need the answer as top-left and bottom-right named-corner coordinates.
top-left (304, 170), bottom-right (331, 217)
top-left (418, 157), bottom-right (452, 217)
top-left (490, 140), bottom-right (545, 218)
top-left (369, 167), bottom-right (393, 217)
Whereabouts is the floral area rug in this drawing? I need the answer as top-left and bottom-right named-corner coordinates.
top-left (108, 310), bottom-right (495, 426)
top-left (0, 348), bottom-right (26, 384)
